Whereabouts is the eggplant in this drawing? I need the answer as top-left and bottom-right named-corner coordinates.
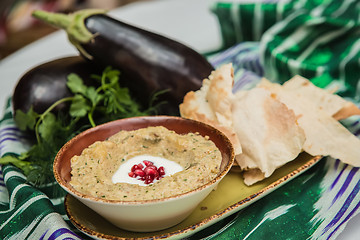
top-left (32, 9), bottom-right (214, 115)
top-left (13, 56), bottom-right (101, 114)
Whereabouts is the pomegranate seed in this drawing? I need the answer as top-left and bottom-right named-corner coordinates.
top-left (144, 166), bottom-right (159, 177)
top-left (143, 160), bottom-right (153, 166)
top-left (158, 166), bottom-right (165, 176)
top-left (134, 169), bottom-right (145, 177)
top-left (146, 165), bottom-right (157, 171)
top-left (128, 161), bottom-right (166, 184)
top-left (131, 164), bottom-right (141, 172)
top-left (144, 174), bottom-right (155, 184)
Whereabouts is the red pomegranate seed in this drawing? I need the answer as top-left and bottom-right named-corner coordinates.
top-left (146, 165), bottom-right (157, 171)
top-left (143, 160), bottom-right (153, 166)
top-left (134, 169), bottom-right (145, 177)
top-left (158, 166), bottom-right (165, 176)
top-left (128, 161), bottom-right (166, 184)
top-left (144, 166), bottom-right (158, 176)
top-left (144, 174), bottom-right (155, 184)
top-left (131, 164), bottom-right (141, 172)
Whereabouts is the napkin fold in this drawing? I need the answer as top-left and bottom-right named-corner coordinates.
top-left (212, 0), bottom-right (360, 97)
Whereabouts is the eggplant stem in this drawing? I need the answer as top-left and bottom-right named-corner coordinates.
top-left (32, 9), bottom-right (107, 59)
top-left (32, 10), bottom-right (71, 29)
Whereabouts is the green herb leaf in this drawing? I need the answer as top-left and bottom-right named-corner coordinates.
top-left (38, 112), bottom-right (57, 140)
top-left (67, 73), bottom-right (87, 94)
top-left (103, 67), bottom-right (120, 84)
top-left (0, 155), bottom-right (33, 175)
top-left (85, 86), bottom-right (102, 106)
top-left (69, 94), bottom-right (90, 117)
top-left (10, 66), bottom-right (165, 187)
top-left (14, 108), bottom-right (38, 131)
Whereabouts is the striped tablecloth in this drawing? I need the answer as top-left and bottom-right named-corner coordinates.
top-left (1, 0), bottom-right (360, 239)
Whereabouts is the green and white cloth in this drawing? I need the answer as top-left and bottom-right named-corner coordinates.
top-left (1, 0), bottom-right (360, 239)
top-left (212, 0), bottom-right (360, 97)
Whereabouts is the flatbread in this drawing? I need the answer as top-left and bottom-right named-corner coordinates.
top-left (179, 66), bottom-right (360, 186)
top-left (232, 88), bottom-right (305, 179)
top-left (258, 78), bottom-right (360, 167)
top-left (242, 168), bottom-right (266, 186)
top-left (262, 76), bottom-right (360, 120)
top-left (179, 63), bottom-right (242, 155)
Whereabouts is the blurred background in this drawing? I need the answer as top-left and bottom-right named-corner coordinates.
top-left (0, 0), bottom-right (144, 60)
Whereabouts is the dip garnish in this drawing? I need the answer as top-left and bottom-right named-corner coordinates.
top-left (128, 160), bottom-right (165, 184)
top-left (111, 154), bottom-right (183, 187)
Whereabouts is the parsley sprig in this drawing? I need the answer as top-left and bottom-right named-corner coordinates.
top-left (0, 67), bottom-right (164, 186)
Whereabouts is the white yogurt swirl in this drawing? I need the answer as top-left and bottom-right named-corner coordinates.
top-left (112, 154), bottom-right (183, 186)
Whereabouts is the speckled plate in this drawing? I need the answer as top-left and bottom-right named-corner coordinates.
top-left (65, 153), bottom-right (322, 240)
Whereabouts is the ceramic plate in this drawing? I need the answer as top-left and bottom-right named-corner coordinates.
top-left (65, 153), bottom-right (322, 239)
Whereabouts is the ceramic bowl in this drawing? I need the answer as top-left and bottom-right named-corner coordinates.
top-left (53, 116), bottom-right (234, 232)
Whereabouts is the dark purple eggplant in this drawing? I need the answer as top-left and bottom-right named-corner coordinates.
top-left (13, 56), bottom-right (101, 114)
top-left (32, 9), bottom-right (214, 115)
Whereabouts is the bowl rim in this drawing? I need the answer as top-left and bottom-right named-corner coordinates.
top-left (53, 115), bottom-right (235, 205)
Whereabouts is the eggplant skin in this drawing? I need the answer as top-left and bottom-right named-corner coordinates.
top-left (12, 56), bottom-right (100, 115)
top-left (82, 14), bottom-right (214, 115)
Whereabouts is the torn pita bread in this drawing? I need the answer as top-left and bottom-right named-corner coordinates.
top-left (261, 76), bottom-right (360, 120)
top-left (258, 78), bottom-right (360, 167)
top-left (242, 168), bottom-right (266, 186)
top-left (179, 65), bottom-right (360, 186)
top-left (180, 63), bottom-right (242, 155)
top-left (232, 88), bottom-right (305, 180)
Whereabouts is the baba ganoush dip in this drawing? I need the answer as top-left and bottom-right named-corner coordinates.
top-left (70, 126), bottom-right (222, 201)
